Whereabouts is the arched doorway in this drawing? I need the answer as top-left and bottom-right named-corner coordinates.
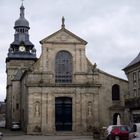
top-left (113, 113), bottom-right (121, 125)
top-left (55, 97), bottom-right (72, 131)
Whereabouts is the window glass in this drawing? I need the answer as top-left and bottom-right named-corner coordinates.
top-left (112, 84), bottom-right (120, 100)
top-left (55, 51), bottom-right (72, 83)
top-left (133, 72), bottom-right (137, 86)
top-left (120, 126), bottom-right (128, 131)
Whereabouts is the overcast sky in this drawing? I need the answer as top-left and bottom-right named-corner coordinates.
top-left (0, 0), bottom-right (140, 101)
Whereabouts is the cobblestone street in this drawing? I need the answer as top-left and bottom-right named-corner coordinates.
top-left (3, 135), bottom-right (93, 140)
top-left (0, 128), bottom-right (93, 140)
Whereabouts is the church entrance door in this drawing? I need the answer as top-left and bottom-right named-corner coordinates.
top-left (55, 97), bottom-right (72, 131)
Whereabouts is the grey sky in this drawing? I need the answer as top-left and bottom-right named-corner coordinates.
top-left (0, 0), bottom-right (140, 100)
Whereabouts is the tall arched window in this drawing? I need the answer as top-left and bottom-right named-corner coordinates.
top-left (112, 84), bottom-right (120, 100)
top-left (55, 51), bottom-right (72, 83)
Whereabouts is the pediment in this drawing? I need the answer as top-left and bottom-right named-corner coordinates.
top-left (40, 28), bottom-right (87, 45)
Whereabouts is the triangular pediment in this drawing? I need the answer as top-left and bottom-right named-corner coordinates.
top-left (40, 28), bottom-right (87, 45)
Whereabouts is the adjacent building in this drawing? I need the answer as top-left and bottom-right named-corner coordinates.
top-left (0, 102), bottom-right (6, 122)
top-left (6, 4), bottom-right (128, 135)
top-left (124, 52), bottom-right (140, 123)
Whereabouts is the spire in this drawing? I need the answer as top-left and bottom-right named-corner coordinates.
top-left (21, 0), bottom-right (24, 5)
top-left (20, 1), bottom-right (25, 18)
top-left (61, 16), bottom-right (65, 29)
top-left (6, 0), bottom-right (37, 61)
top-left (14, 0), bottom-right (29, 28)
top-left (13, 1), bottom-right (31, 45)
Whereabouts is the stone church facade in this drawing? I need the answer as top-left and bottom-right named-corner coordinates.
top-left (6, 4), bottom-right (128, 135)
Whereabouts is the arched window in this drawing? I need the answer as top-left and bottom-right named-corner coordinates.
top-left (55, 51), bottom-right (72, 83)
top-left (112, 84), bottom-right (120, 100)
top-left (113, 113), bottom-right (121, 125)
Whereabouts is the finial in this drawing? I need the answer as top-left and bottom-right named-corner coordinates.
top-left (21, 0), bottom-right (24, 5)
top-left (61, 16), bottom-right (65, 28)
top-left (20, 0), bottom-right (25, 18)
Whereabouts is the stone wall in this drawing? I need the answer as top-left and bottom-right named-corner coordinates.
top-left (26, 86), bottom-right (100, 134)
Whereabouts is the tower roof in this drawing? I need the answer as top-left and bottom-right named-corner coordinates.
top-left (124, 52), bottom-right (140, 70)
top-left (14, 3), bottom-right (29, 28)
top-left (6, 2), bottom-right (37, 62)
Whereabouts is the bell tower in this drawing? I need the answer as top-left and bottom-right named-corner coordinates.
top-left (6, 2), bottom-right (37, 128)
top-left (6, 2), bottom-right (36, 61)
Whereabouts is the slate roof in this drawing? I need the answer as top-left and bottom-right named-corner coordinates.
top-left (14, 4), bottom-right (29, 28)
top-left (124, 52), bottom-right (140, 70)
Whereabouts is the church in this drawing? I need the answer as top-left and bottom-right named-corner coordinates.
top-left (6, 3), bottom-right (128, 135)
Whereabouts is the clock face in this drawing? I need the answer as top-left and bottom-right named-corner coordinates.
top-left (19, 46), bottom-right (25, 52)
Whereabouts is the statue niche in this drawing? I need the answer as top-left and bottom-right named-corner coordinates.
top-left (34, 101), bottom-right (40, 117)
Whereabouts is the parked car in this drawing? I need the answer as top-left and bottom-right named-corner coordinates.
top-left (0, 132), bottom-right (3, 140)
top-left (11, 122), bottom-right (20, 130)
top-left (129, 123), bottom-right (140, 140)
top-left (132, 138), bottom-right (140, 140)
top-left (106, 125), bottom-right (129, 140)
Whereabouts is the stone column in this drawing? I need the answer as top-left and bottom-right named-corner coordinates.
top-left (41, 91), bottom-right (47, 134)
top-left (81, 93), bottom-right (87, 133)
top-left (75, 47), bottom-right (81, 73)
top-left (47, 46), bottom-right (53, 73)
top-left (93, 94), bottom-right (99, 126)
top-left (75, 91), bottom-right (82, 133)
top-left (42, 45), bottom-right (47, 72)
top-left (27, 93), bottom-right (34, 134)
top-left (81, 48), bottom-right (84, 72)
top-left (47, 93), bottom-right (54, 134)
